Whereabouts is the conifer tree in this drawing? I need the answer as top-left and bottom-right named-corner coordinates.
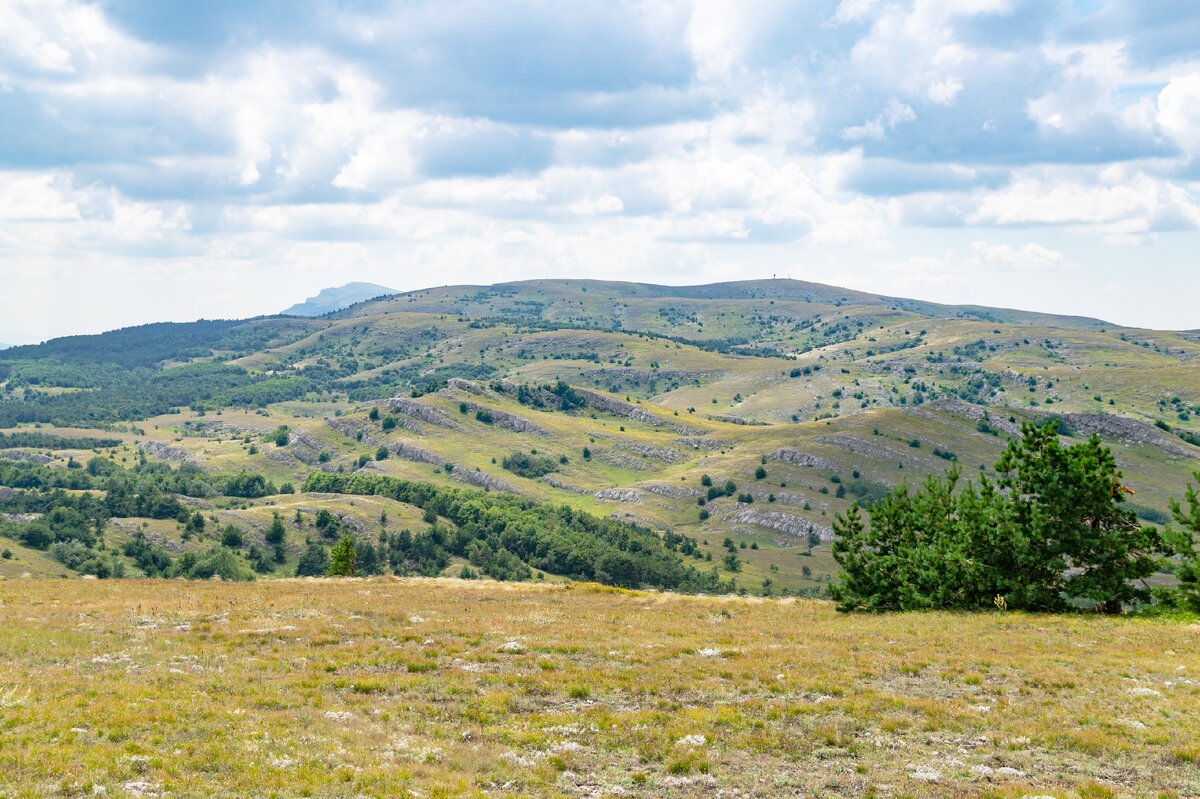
top-left (832, 421), bottom-right (1165, 612)
top-left (1165, 472), bottom-right (1200, 612)
top-left (995, 421), bottom-right (1161, 612)
top-left (328, 535), bottom-right (357, 577)
top-left (265, 512), bottom-right (287, 563)
top-left (295, 540), bottom-right (329, 577)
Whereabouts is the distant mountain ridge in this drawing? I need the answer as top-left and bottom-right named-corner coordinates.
top-left (283, 282), bottom-right (396, 316)
top-left (338, 277), bottom-right (1118, 331)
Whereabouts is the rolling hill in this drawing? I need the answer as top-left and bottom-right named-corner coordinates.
top-left (1, 278), bottom-right (1197, 592)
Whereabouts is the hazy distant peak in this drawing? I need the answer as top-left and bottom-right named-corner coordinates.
top-left (282, 283), bottom-right (397, 317)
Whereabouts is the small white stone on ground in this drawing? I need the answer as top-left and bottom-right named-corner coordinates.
top-left (911, 767), bottom-right (941, 782)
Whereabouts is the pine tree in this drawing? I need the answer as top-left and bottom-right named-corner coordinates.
top-left (328, 535), bottom-right (357, 577)
top-left (246, 545), bottom-right (273, 574)
top-left (185, 510), bottom-right (206, 535)
top-left (1165, 472), bottom-right (1200, 612)
top-left (220, 525), bottom-right (243, 548)
top-left (355, 539), bottom-right (381, 576)
top-left (295, 540), bottom-right (329, 577)
top-left (830, 471), bottom-right (994, 611)
top-left (831, 421), bottom-right (1166, 612)
top-left (265, 512), bottom-right (287, 563)
top-left (995, 421), bottom-right (1162, 613)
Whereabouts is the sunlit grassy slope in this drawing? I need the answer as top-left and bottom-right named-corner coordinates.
top-left (0, 578), bottom-right (1196, 799)
top-left (1, 278), bottom-right (1198, 589)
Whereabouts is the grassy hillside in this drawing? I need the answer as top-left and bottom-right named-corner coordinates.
top-left (0, 279), bottom-right (1197, 589)
top-left (0, 578), bottom-right (1195, 798)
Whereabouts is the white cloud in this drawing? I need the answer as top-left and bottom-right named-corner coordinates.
top-left (969, 241), bottom-right (1071, 272)
top-left (108, 192), bottom-right (190, 241)
top-left (968, 168), bottom-right (1200, 239)
top-left (569, 193), bottom-right (625, 215)
top-left (332, 111), bottom-right (422, 191)
top-left (686, 0), bottom-right (788, 81)
top-left (831, 0), bottom-right (881, 25)
top-left (1026, 41), bottom-right (1128, 134)
top-left (0, 0), bottom-right (148, 75)
top-left (1157, 73), bottom-right (1200, 157)
top-left (0, 174), bottom-right (81, 221)
top-left (843, 99), bottom-right (917, 141)
top-left (1, 0), bottom-right (1199, 337)
top-left (927, 76), bottom-right (963, 104)
top-left (846, 0), bottom-right (997, 104)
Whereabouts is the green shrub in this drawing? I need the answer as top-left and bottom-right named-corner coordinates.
top-left (501, 451), bottom-right (558, 478)
top-left (833, 421), bottom-right (1164, 613)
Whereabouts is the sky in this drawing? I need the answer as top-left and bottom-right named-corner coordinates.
top-left (1, 0), bottom-right (1199, 342)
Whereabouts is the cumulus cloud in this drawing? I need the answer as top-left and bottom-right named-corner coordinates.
top-left (968, 168), bottom-right (1200, 240)
top-left (1157, 73), bottom-right (1200, 157)
top-left (0, 0), bottom-right (151, 76)
top-left (969, 241), bottom-right (1072, 272)
top-left (0, 0), bottom-right (1198, 335)
top-left (0, 174), bottom-right (81, 221)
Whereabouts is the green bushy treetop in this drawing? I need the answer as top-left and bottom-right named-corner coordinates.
top-left (832, 421), bottom-right (1164, 613)
top-left (328, 535), bottom-right (357, 577)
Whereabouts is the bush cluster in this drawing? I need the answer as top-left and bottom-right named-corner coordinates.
top-left (832, 421), bottom-right (1168, 613)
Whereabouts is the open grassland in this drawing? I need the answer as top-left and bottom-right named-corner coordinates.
top-left (1, 579), bottom-right (1197, 799)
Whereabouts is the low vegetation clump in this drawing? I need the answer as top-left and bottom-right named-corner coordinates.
top-left (500, 450), bottom-right (558, 478)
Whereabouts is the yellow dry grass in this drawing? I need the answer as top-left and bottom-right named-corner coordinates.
top-left (0, 579), bottom-right (1196, 799)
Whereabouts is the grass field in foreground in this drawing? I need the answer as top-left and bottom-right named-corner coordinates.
top-left (0, 579), bottom-right (1197, 799)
